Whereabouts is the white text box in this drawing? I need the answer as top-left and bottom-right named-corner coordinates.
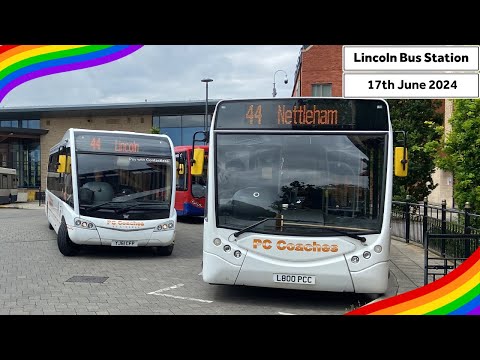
top-left (343, 46), bottom-right (479, 71)
top-left (343, 73), bottom-right (479, 98)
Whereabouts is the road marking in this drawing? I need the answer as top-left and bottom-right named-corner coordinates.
top-left (148, 283), bottom-right (213, 303)
top-left (153, 293), bottom-right (213, 303)
top-left (278, 312), bottom-right (296, 315)
top-left (147, 283), bottom-right (184, 295)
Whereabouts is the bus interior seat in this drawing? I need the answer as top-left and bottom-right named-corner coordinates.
top-left (81, 181), bottom-right (114, 203)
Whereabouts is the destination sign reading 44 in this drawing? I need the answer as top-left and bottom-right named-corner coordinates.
top-left (74, 132), bottom-right (172, 156)
top-left (214, 98), bottom-right (389, 131)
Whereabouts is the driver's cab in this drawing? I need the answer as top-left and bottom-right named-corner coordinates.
top-left (79, 170), bottom-right (115, 205)
top-left (78, 157), bottom-right (138, 205)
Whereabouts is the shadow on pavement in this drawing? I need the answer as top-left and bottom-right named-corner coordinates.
top-left (177, 216), bottom-right (204, 224)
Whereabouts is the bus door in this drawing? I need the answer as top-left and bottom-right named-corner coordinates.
top-left (175, 151), bottom-right (188, 212)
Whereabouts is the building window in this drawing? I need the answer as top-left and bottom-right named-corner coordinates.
top-left (25, 119), bottom-right (40, 129)
top-left (181, 114), bottom-right (204, 127)
top-left (0, 120), bottom-right (18, 127)
top-left (157, 115), bottom-right (182, 128)
top-left (312, 83), bottom-right (332, 97)
top-left (162, 128), bottom-right (182, 146)
top-left (152, 114), bottom-right (212, 146)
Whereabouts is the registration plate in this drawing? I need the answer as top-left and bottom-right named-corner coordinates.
top-left (273, 274), bottom-right (315, 285)
top-left (111, 240), bottom-right (138, 247)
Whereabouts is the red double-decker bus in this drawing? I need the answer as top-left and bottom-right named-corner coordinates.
top-left (174, 145), bottom-right (208, 217)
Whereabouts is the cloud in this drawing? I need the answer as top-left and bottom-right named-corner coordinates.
top-left (1, 45), bottom-right (301, 107)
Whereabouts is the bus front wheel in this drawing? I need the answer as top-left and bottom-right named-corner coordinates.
top-left (57, 220), bottom-right (79, 256)
top-left (153, 244), bottom-right (174, 256)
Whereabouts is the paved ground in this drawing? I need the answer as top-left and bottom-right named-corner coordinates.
top-left (0, 202), bottom-right (429, 315)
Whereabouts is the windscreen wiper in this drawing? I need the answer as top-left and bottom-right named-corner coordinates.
top-left (282, 219), bottom-right (367, 243)
top-left (114, 202), bottom-right (168, 215)
top-left (84, 200), bottom-right (124, 213)
top-left (114, 203), bottom-right (141, 215)
top-left (233, 218), bottom-right (274, 237)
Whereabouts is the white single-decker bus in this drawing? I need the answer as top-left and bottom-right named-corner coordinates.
top-left (202, 98), bottom-right (408, 295)
top-left (46, 129), bottom-right (177, 256)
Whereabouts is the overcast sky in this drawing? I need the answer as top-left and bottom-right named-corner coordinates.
top-left (1, 45), bottom-right (302, 108)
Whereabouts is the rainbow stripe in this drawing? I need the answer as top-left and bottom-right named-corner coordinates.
top-left (347, 247), bottom-right (480, 315)
top-left (0, 45), bottom-right (143, 103)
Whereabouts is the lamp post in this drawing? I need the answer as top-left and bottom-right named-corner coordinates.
top-left (201, 78), bottom-right (213, 133)
top-left (272, 70), bottom-right (288, 97)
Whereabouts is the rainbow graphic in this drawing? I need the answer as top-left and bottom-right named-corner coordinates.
top-left (347, 247), bottom-right (480, 315)
top-left (0, 45), bottom-right (143, 103)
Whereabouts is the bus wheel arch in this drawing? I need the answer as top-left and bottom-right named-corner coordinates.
top-left (57, 218), bottom-right (80, 256)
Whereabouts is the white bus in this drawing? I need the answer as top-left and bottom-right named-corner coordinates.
top-left (46, 129), bottom-right (177, 256)
top-left (0, 167), bottom-right (18, 204)
top-left (199, 98), bottom-right (408, 295)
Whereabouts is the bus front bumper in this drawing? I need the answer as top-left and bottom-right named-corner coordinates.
top-left (68, 226), bottom-right (176, 247)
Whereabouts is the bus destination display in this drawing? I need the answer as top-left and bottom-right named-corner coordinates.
top-left (215, 99), bottom-right (389, 131)
top-left (74, 132), bottom-right (171, 156)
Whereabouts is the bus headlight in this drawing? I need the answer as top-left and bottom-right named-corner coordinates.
top-left (363, 251), bottom-right (371, 259)
top-left (351, 256), bottom-right (360, 264)
top-left (155, 221), bottom-right (175, 231)
top-left (213, 238), bottom-right (222, 246)
top-left (74, 218), bottom-right (96, 230)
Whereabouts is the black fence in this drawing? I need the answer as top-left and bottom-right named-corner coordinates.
top-left (391, 198), bottom-right (480, 283)
top-left (424, 233), bottom-right (480, 285)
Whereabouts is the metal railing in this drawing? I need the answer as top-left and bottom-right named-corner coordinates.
top-left (391, 197), bottom-right (480, 282)
top-left (424, 233), bottom-right (480, 285)
top-left (392, 198), bottom-right (480, 246)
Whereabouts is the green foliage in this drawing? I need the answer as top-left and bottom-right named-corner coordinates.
top-left (388, 99), bottom-right (444, 202)
top-left (151, 127), bottom-right (160, 134)
top-left (435, 99), bottom-right (480, 209)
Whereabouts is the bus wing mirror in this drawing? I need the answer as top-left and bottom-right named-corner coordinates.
top-left (57, 155), bottom-right (67, 173)
top-left (394, 147), bottom-right (408, 177)
top-left (191, 148), bottom-right (205, 176)
top-left (177, 162), bottom-right (185, 175)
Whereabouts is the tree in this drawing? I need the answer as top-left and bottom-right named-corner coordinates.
top-left (151, 127), bottom-right (160, 134)
top-left (387, 99), bottom-right (444, 202)
top-left (435, 99), bottom-right (480, 209)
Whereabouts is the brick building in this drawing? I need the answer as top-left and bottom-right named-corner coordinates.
top-left (291, 45), bottom-right (343, 97)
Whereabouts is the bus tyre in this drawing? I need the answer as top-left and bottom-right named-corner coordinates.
top-left (48, 222), bottom-right (54, 230)
top-left (153, 244), bottom-right (174, 256)
top-left (57, 220), bottom-right (79, 256)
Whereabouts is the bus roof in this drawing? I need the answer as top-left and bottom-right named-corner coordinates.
top-left (174, 145), bottom-right (209, 153)
top-left (49, 128), bottom-right (173, 153)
